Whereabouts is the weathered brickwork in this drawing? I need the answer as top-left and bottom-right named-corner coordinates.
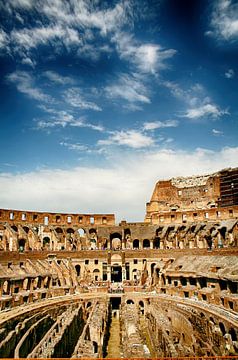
top-left (145, 167), bottom-right (238, 224)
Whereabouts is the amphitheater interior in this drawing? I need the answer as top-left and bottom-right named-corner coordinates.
top-left (0, 167), bottom-right (238, 358)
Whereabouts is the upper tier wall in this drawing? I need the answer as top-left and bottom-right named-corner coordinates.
top-left (0, 209), bottom-right (115, 226)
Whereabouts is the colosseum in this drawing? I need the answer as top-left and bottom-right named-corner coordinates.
top-left (0, 167), bottom-right (238, 358)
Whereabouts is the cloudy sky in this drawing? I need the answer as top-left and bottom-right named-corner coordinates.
top-left (0, 0), bottom-right (238, 222)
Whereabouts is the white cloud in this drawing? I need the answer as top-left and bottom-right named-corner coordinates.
top-left (44, 71), bottom-right (75, 85)
top-left (21, 57), bottom-right (35, 67)
top-left (40, 0), bottom-right (131, 36)
top-left (98, 130), bottom-right (154, 149)
top-left (11, 24), bottom-right (81, 52)
top-left (60, 142), bottom-right (88, 151)
top-left (225, 68), bottom-right (235, 78)
top-left (105, 74), bottom-right (150, 106)
top-left (143, 120), bottom-right (178, 131)
top-left (7, 71), bottom-right (51, 102)
top-left (0, 146), bottom-right (238, 222)
top-left (113, 32), bottom-right (176, 74)
top-left (208, 0), bottom-right (238, 41)
top-left (0, 29), bottom-right (9, 50)
top-left (184, 103), bottom-right (228, 119)
top-left (2, 0), bottom-right (131, 63)
top-left (162, 80), bottom-right (204, 107)
top-left (65, 88), bottom-right (102, 111)
top-left (212, 128), bottom-right (224, 136)
top-left (9, 0), bottom-right (33, 8)
top-left (36, 109), bottom-right (104, 131)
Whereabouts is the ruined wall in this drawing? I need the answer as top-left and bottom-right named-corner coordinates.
top-left (145, 167), bottom-right (238, 224)
top-left (0, 209), bottom-right (115, 227)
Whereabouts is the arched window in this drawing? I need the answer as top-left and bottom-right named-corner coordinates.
top-left (75, 265), bottom-right (81, 277)
top-left (143, 239), bottom-right (150, 248)
top-left (133, 239), bottom-right (139, 249)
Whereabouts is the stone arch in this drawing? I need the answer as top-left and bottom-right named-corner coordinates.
top-left (43, 237), bottom-right (50, 249)
top-left (55, 227), bottom-right (63, 234)
top-left (89, 228), bottom-right (97, 250)
top-left (2, 280), bottom-right (10, 295)
top-left (126, 299), bottom-right (134, 304)
top-left (153, 237), bottom-right (160, 249)
top-left (18, 238), bottom-right (26, 252)
top-left (151, 263), bottom-right (156, 276)
top-left (23, 226), bottom-right (30, 233)
top-left (229, 328), bottom-right (237, 341)
top-left (11, 225), bottom-right (18, 232)
top-left (143, 239), bottom-right (150, 248)
top-left (67, 228), bottom-right (74, 234)
top-left (133, 239), bottom-right (139, 249)
top-left (78, 228), bottom-right (86, 237)
top-left (93, 341), bottom-right (98, 354)
top-left (132, 269), bottom-right (138, 280)
top-left (219, 322), bottom-right (226, 336)
top-left (110, 232), bottom-right (122, 250)
top-left (93, 269), bottom-right (100, 281)
top-left (23, 278), bottom-right (30, 291)
top-left (156, 227), bottom-right (163, 236)
top-left (75, 264), bottom-right (81, 277)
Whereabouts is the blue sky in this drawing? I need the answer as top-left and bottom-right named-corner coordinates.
top-left (0, 0), bottom-right (238, 221)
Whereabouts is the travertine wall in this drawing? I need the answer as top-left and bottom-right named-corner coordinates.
top-left (145, 167), bottom-right (238, 224)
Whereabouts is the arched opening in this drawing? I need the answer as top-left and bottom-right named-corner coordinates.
top-left (219, 322), bottom-right (226, 336)
top-left (23, 226), bottom-right (30, 233)
top-left (93, 341), bottom-right (98, 354)
top-left (93, 269), bottom-right (100, 281)
top-left (133, 239), bottom-right (139, 249)
top-left (67, 228), bottom-right (74, 234)
top-left (86, 301), bottom-right (92, 308)
top-left (110, 233), bottom-right (122, 250)
top-left (229, 328), bottom-right (237, 341)
top-left (43, 237), bottom-right (50, 249)
top-left (2, 280), bottom-right (10, 295)
top-left (126, 299), bottom-right (134, 304)
top-left (18, 239), bottom-right (26, 252)
top-left (156, 268), bottom-right (160, 277)
top-left (111, 264), bottom-right (122, 282)
top-left (89, 228), bottom-right (97, 249)
top-left (153, 237), bottom-right (160, 249)
top-left (124, 228), bottom-right (131, 237)
top-left (143, 239), bottom-right (150, 248)
top-left (151, 263), bottom-right (156, 276)
top-left (156, 227), bottom-right (163, 236)
top-left (78, 228), bottom-right (85, 237)
top-left (210, 317), bottom-right (215, 324)
top-left (75, 265), bottom-right (81, 277)
top-left (205, 235), bottom-right (212, 249)
top-left (139, 300), bottom-right (145, 314)
top-left (132, 269), bottom-right (138, 280)
top-left (11, 225), bottom-right (18, 232)
top-left (55, 227), bottom-right (63, 234)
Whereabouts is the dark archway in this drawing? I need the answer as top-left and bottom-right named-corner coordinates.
top-left (143, 239), bottom-right (150, 248)
top-left (18, 239), bottom-right (26, 252)
top-left (153, 237), bottom-right (160, 249)
top-left (133, 239), bottom-right (139, 249)
top-left (75, 265), bottom-right (81, 277)
top-left (111, 265), bottom-right (122, 282)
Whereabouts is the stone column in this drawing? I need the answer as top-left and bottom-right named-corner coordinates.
top-left (107, 265), bottom-right (111, 282)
